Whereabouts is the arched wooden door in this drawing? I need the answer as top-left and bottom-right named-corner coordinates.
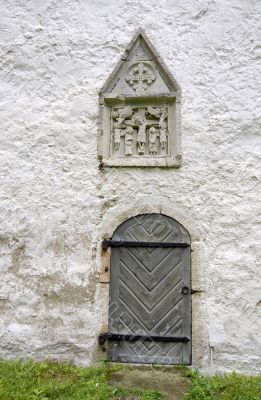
top-left (106, 213), bottom-right (191, 365)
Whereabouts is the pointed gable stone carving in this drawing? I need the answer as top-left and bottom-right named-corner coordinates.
top-left (98, 29), bottom-right (182, 167)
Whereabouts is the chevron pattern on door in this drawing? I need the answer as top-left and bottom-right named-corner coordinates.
top-left (108, 214), bottom-right (191, 365)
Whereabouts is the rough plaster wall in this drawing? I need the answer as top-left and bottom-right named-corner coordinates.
top-left (0, 0), bottom-right (260, 373)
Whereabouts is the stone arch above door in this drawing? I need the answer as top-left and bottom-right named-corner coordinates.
top-left (100, 196), bottom-right (202, 243)
top-left (112, 213), bottom-right (190, 244)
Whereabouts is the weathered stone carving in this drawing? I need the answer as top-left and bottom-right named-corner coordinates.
top-left (148, 127), bottom-right (157, 155)
top-left (125, 62), bottom-right (156, 93)
top-left (110, 106), bottom-right (169, 157)
top-left (125, 127), bottom-right (134, 156)
top-left (112, 106), bottom-right (133, 151)
top-left (98, 29), bottom-right (182, 167)
top-left (160, 121), bottom-right (167, 149)
top-left (135, 114), bottom-right (147, 154)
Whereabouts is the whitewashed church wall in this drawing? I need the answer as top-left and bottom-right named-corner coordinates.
top-left (0, 0), bottom-right (260, 373)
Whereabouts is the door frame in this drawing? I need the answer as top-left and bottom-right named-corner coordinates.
top-left (98, 200), bottom-right (208, 368)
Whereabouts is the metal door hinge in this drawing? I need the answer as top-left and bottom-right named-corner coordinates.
top-left (98, 332), bottom-right (190, 346)
top-left (102, 239), bottom-right (190, 250)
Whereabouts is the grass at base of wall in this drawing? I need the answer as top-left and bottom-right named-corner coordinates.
top-left (0, 360), bottom-right (161, 400)
top-left (0, 360), bottom-right (260, 400)
top-left (185, 369), bottom-right (261, 400)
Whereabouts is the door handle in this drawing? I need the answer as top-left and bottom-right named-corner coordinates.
top-left (182, 286), bottom-right (189, 295)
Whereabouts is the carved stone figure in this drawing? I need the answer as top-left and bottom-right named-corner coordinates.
top-left (148, 127), bottom-right (157, 155)
top-left (126, 63), bottom-right (156, 93)
top-left (112, 106), bottom-right (133, 150)
top-left (147, 106), bottom-right (162, 118)
top-left (159, 121), bottom-right (167, 149)
top-left (159, 108), bottom-right (167, 127)
top-left (147, 106), bottom-right (167, 128)
top-left (113, 122), bottom-right (121, 150)
top-left (117, 106), bottom-right (133, 120)
top-left (125, 127), bottom-right (134, 156)
top-left (135, 115), bottom-right (147, 154)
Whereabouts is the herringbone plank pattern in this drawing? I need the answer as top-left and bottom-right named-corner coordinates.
top-left (108, 214), bottom-right (191, 364)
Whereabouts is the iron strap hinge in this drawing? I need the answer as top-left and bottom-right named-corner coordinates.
top-left (102, 239), bottom-right (190, 250)
top-left (98, 333), bottom-right (190, 346)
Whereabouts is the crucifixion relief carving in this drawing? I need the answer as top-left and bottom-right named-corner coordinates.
top-left (98, 29), bottom-right (182, 167)
top-left (111, 106), bottom-right (169, 156)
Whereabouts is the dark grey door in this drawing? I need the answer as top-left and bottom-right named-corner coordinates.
top-left (108, 214), bottom-right (191, 365)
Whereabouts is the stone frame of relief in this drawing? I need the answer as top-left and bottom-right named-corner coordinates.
top-left (98, 28), bottom-right (182, 168)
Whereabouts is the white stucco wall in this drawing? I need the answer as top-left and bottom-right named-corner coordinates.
top-left (0, 0), bottom-right (260, 374)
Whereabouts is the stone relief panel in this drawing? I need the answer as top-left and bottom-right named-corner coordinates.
top-left (110, 106), bottom-right (169, 157)
top-left (98, 29), bottom-right (182, 167)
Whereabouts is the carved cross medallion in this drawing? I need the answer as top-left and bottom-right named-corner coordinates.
top-left (126, 62), bottom-right (156, 93)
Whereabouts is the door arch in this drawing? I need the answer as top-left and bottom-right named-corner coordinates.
top-left (107, 213), bottom-right (191, 365)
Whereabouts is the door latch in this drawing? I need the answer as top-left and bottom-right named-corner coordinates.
top-left (191, 289), bottom-right (203, 294)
